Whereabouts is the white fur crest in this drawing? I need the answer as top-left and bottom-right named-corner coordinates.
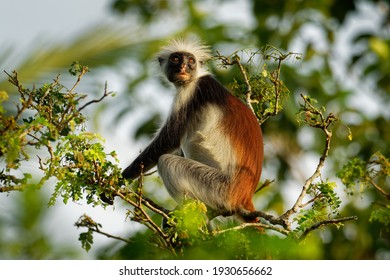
top-left (158, 38), bottom-right (212, 64)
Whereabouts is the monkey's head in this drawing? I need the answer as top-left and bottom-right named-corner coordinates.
top-left (158, 38), bottom-right (211, 86)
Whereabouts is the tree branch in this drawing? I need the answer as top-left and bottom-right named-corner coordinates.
top-left (299, 216), bottom-right (358, 240)
top-left (367, 176), bottom-right (390, 200)
top-left (215, 51), bottom-right (258, 118)
top-left (108, 184), bottom-right (175, 253)
top-left (0, 185), bottom-right (24, 193)
top-left (79, 82), bottom-right (114, 112)
top-left (238, 208), bottom-right (288, 228)
top-left (75, 214), bottom-right (131, 244)
top-left (278, 94), bottom-right (337, 229)
top-left (213, 220), bottom-right (290, 236)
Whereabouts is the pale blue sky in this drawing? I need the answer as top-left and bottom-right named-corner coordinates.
top-left (1, 0), bottom-right (111, 46)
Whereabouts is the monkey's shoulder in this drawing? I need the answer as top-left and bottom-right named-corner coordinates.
top-left (196, 75), bottom-right (254, 113)
top-left (193, 75), bottom-right (231, 105)
top-left (196, 75), bottom-right (228, 91)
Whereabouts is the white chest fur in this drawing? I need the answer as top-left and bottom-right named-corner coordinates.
top-left (181, 104), bottom-right (236, 174)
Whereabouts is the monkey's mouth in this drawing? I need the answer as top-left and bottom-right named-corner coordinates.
top-left (176, 72), bottom-right (190, 79)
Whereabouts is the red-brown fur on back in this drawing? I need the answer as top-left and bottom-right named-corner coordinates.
top-left (222, 94), bottom-right (263, 214)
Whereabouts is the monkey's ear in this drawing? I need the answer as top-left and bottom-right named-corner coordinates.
top-left (158, 57), bottom-right (165, 66)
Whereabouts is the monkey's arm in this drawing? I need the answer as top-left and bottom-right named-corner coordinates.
top-left (101, 128), bottom-right (178, 205)
top-left (122, 122), bottom-right (182, 179)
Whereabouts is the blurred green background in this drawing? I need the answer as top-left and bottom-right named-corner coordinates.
top-left (0, 0), bottom-right (389, 259)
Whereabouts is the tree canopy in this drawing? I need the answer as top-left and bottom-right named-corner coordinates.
top-left (0, 0), bottom-right (389, 259)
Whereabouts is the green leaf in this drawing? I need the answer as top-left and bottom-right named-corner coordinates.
top-left (79, 230), bottom-right (94, 252)
top-left (369, 206), bottom-right (390, 226)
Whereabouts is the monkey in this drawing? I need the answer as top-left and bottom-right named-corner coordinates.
top-left (122, 39), bottom-right (263, 222)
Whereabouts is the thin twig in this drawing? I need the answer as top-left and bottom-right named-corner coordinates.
top-left (255, 179), bottom-right (274, 194)
top-left (0, 185), bottom-right (24, 192)
top-left (39, 75), bottom-right (60, 107)
top-left (111, 186), bottom-right (173, 250)
top-left (299, 216), bottom-right (358, 240)
top-left (235, 58), bottom-right (258, 115)
top-left (79, 82), bottom-right (113, 112)
top-left (214, 51), bottom-right (258, 118)
top-left (279, 95), bottom-right (335, 229)
top-left (75, 215), bottom-right (131, 244)
top-left (279, 131), bottom-right (332, 228)
top-left (114, 186), bottom-right (171, 218)
top-left (213, 221), bottom-right (290, 236)
top-left (367, 176), bottom-right (390, 200)
top-left (299, 195), bottom-right (321, 208)
top-left (91, 225), bottom-right (132, 244)
top-left (68, 67), bottom-right (88, 95)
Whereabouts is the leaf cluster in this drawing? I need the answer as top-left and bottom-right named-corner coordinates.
top-left (0, 63), bottom-right (118, 205)
top-left (338, 152), bottom-right (390, 227)
top-left (216, 46), bottom-right (295, 124)
top-left (48, 133), bottom-right (121, 205)
top-left (75, 214), bottom-right (101, 252)
top-left (1, 71), bottom-right (84, 169)
top-left (169, 200), bottom-right (208, 240)
top-left (293, 181), bottom-right (342, 235)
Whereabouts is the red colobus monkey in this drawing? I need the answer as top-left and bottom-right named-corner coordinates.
top-left (122, 39), bottom-right (263, 221)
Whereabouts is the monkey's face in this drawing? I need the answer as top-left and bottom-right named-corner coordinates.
top-left (166, 52), bottom-right (197, 85)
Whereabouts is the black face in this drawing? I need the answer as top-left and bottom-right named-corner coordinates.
top-left (165, 52), bottom-right (197, 85)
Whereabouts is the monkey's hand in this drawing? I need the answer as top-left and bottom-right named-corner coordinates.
top-left (100, 192), bottom-right (115, 205)
top-left (122, 163), bottom-right (141, 180)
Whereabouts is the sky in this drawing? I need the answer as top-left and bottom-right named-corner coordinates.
top-left (1, 0), bottom-right (111, 46)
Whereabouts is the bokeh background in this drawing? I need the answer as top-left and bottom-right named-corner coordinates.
top-left (0, 0), bottom-right (389, 259)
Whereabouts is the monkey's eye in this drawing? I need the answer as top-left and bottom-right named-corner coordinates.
top-left (169, 55), bottom-right (180, 63)
top-left (188, 56), bottom-right (195, 64)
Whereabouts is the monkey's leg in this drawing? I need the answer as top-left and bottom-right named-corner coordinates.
top-left (157, 154), bottom-right (231, 212)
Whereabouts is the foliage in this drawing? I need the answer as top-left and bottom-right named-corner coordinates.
top-left (218, 46), bottom-right (294, 124)
top-left (338, 152), bottom-right (390, 228)
top-left (1, 0), bottom-right (389, 260)
top-left (0, 63), bottom-right (117, 200)
top-left (49, 132), bottom-right (121, 205)
top-left (0, 53), bottom-right (361, 259)
top-left (75, 214), bottom-right (102, 252)
top-left (166, 200), bottom-right (209, 245)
